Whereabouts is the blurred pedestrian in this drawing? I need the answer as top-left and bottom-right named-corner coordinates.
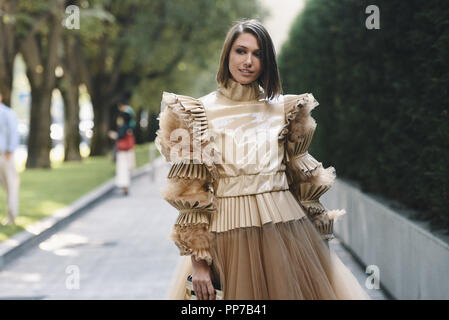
top-left (112, 102), bottom-right (136, 163)
top-left (0, 92), bottom-right (20, 225)
top-left (109, 111), bottom-right (135, 196)
top-left (118, 102), bottom-right (136, 131)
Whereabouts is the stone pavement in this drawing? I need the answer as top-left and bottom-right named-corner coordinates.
top-left (0, 157), bottom-right (178, 299)
top-left (0, 157), bottom-right (390, 300)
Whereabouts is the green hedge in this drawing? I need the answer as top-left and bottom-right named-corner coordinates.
top-left (279, 0), bottom-right (449, 232)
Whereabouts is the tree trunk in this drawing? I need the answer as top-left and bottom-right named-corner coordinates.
top-left (88, 86), bottom-right (131, 156)
top-left (22, 1), bottom-right (63, 168)
top-left (0, 51), bottom-right (13, 105)
top-left (0, 0), bottom-right (17, 106)
top-left (26, 86), bottom-right (52, 168)
top-left (147, 111), bottom-right (158, 142)
top-left (60, 82), bottom-right (81, 161)
top-left (0, 72), bottom-right (13, 107)
top-left (90, 96), bottom-right (112, 156)
top-left (134, 107), bottom-right (143, 144)
top-left (60, 33), bottom-right (82, 162)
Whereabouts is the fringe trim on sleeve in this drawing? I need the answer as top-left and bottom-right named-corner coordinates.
top-left (278, 93), bottom-right (319, 142)
top-left (170, 224), bottom-right (213, 266)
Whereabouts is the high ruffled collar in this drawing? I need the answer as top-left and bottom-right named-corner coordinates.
top-left (217, 78), bottom-right (264, 102)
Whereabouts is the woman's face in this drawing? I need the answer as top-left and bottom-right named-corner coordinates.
top-left (228, 32), bottom-right (262, 85)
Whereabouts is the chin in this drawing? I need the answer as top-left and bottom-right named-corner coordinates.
top-left (235, 77), bottom-right (256, 85)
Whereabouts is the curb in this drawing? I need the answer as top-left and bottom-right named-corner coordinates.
top-left (0, 161), bottom-right (158, 271)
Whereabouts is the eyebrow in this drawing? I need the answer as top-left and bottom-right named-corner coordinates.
top-left (235, 45), bottom-right (261, 51)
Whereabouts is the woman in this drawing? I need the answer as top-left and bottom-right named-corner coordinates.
top-left (156, 19), bottom-right (370, 300)
top-left (110, 111), bottom-right (135, 196)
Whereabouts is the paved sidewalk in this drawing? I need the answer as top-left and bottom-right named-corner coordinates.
top-left (329, 240), bottom-right (390, 300)
top-left (0, 158), bottom-right (389, 299)
top-left (0, 157), bottom-right (178, 299)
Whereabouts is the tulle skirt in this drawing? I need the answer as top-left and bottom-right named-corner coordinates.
top-left (166, 216), bottom-right (371, 300)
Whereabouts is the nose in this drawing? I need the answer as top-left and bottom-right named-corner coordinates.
top-left (244, 54), bottom-right (253, 67)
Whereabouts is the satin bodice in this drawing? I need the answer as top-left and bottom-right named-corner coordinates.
top-left (199, 79), bottom-right (288, 197)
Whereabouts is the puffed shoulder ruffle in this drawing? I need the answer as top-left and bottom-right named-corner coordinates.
top-left (155, 92), bottom-right (220, 180)
top-left (278, 93), bottom-right (319, 142)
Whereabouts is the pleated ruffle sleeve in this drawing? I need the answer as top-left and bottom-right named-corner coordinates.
top-left (280, 93), bottom-right (346, 241)
top-left (155, 92), bottom-right (220, 266)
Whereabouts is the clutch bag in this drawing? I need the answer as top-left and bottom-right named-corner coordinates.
top-left (185, 274), bottom-right (223, 300)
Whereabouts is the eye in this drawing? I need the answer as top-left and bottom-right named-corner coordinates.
top-left (236, 48), bottom-right (245, 54)
top-left (254, 51), bottom-right (261, 58)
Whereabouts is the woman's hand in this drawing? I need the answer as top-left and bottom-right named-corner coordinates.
top-left (108, 130), bottom-right (118, 140)
top-left (191, 256), bottom-right (216, 300)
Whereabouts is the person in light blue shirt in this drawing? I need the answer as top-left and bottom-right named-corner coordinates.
top-left (0, 92), bottom-right (20, 225)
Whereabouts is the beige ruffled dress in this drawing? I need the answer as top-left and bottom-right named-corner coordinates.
top-left (155, 78), bottom-right (371, 300)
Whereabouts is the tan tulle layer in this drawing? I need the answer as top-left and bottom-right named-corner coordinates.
top-left (209, 190), bottom-right (306, 233)
top-left (167, 219), bottom-right (371, 300)
top-left (210, 219), bottom-right (370, 299)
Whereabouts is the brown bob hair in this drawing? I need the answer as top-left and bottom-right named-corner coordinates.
top-left (216, 19), bottom-right (283, 100)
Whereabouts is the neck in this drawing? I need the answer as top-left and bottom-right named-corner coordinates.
top-left (217, 78), bottom-right (264, 102)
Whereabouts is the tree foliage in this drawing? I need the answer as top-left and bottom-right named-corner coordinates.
top-left (279, 0), bottom-right (449, 231)
top-left (77, 0), bottom-right (263, 155)
top-left (0, 0), bottom-right (264, 164)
